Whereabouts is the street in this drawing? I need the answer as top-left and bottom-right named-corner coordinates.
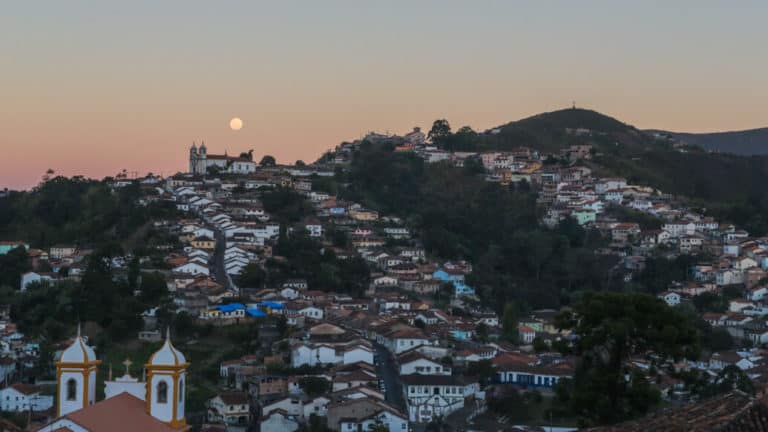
top-left (374, 342), bottom-right (406, 412)
top-left (211, 225), bottom-right (234, 291)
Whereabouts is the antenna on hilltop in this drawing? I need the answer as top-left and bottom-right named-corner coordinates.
top-left (572, 101), bottom-right (576, 109)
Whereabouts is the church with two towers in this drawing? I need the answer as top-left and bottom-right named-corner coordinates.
top-left (36, 328), bottom-right (190, 432)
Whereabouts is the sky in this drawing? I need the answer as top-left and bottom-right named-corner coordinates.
top-left (2, 1), bottom-right (767, 190)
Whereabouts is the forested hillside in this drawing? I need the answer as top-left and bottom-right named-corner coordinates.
top-left (652, 127), bottom-right (768, 155)
top-left (0, 176), bottom-right (178, 248)
top-left (423, 109), bottom-right (768, 235)
top-left (340, 141), bottom-right (619, 311)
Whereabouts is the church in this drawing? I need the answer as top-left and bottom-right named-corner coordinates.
top-left (36, 327), bottom-right (190, 432)
top-left (189, 141), bottom-right (257, 176)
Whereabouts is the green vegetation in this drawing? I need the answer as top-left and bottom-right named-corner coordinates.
top-left (341, 142), bottom-right (616, 310)
top-left (267, 231), bottom-right (370, 296)
top-left (555, 292), bottom-right (700, 426)
top-left (298, 376), bottom-right (331, 397)
top-left (261, 187), bottom-right (314, 223)
top-left (0, 246), bottom-right (30, 288)
top-left (0, 176), bottom-right (178, 248)
top-left (660, 127), bottom-right (768, 156)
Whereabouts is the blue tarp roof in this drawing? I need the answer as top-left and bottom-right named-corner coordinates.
top-left (246, 308), bottom-right (267, 317)
top-left (216, 303), bottom-right (245, 312)
top-left (260, 301), bottom-right (285, 309)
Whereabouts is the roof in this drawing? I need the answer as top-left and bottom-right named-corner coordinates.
top-left (9, 383), bottom-right (40, 395)
top-left (59, 328), bottom-right (97, 364)
top-left (400, 374), bottom-right (472, 386)
top-left (53, 392), bottom-right (189, 432)
top-left (586, 391), bottom-right (768, 432)
top-left (310, 323), bottom-right (346, 336)
top-left (148, 330), bottom-right (187, 367)
top-left (217, 392), bottom-right (248, 405)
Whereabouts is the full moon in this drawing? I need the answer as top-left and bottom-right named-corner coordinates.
top-left (230, 117), bottom-right (243, 130)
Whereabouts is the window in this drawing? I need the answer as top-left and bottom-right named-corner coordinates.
top-left (157, 381), bottom-right (168, 404)
top-left (179, 380), bottom-right (184, 402)
top-left (66, 379), bottom-right (77, 401)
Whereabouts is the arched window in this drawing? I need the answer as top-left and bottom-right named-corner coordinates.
top-left (66, 379), bottom-right (77, 401)
top-left (179, 380), bottom-right (184, 403)
top-left (157, 381), bottom-right (168, 404)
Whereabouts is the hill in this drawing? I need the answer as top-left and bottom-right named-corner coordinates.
top-left (649, 127), bottom-right (768, 155)
top-left (481, 108), bottom-right (667, 153)
top-left (471, 109), bottom-right (768, 206)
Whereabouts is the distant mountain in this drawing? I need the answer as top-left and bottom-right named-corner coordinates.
top-left (648, 128), bottom-right (768, 155)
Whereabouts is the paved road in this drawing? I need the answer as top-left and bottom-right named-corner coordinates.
top-left (374, 343), bottom-right (407, 412)
top-left (212, 226), bottom-right (234, 291)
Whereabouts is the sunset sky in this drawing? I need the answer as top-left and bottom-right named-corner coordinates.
top-left (2, 1), bottom-right (766, 190)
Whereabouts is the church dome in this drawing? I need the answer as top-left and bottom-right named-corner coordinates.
top-left (148, 329), bottom-right (186, 367)
top-left (60, 326), bottom-right (97, 364)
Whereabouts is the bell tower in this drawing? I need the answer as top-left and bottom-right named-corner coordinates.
top-left (145, 329), bottom-right (188, 429)
top-left (189, 142), bottom-right (198, 174)
top-left (56, 325), bottom-right (100, 416)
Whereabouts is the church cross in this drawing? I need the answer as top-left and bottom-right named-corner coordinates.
top-left (122, 358), bottom-right (133, 376)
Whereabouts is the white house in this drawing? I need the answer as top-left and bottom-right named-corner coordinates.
top-left (380, 329), bottom-right (435, 354)
top-left (291, 342), bottom-right (374, 368)
top-left (401, 375), bottom-right (474, 423)
top-left (0, 384), bottom-right (54, 412)
top-left (260, 410), bottom-right (299, 432)
top-left (658, 291), bottom-right (682, 307)
top-left (20, 272), bottom-right (55, 291)
top-left (398, 352), bottom-right (451, 376)
top-left (173, 262), bottom-right (210, 276)
top-left (298, 306), bottom-right (324, 320)
top-left (339, 408), bottom-right (409, 432)
top-left (207, 392), bottom-right (250, 427)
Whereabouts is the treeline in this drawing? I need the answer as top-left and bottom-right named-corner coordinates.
top-left (341, 141), bottom-right (618, 310)
top-left (0, 176), bottom-right (179, 248)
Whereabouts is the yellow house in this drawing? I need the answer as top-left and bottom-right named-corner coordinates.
top-left (191, 236), bottom-right (216, 250)
top-left (349, 208), bottom-right (379, 221)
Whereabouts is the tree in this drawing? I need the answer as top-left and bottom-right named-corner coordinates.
top-left (487, 388), bottom-right (533, 422)
top-left (298, 376), bottom-right (331, 397)
top-left (139, 271), bottom-right (168, 304)
top-left (295, 160), bottom-right (306, 167)
top-left (463, 156), bottom-right (485, 175)
top-left (708, 365), bottom-right (754, 396)
top-left (260, 155), bottom-right (276, 167)
top-left (0, 246), bottom-right (30, 289)
top-left (238, 263), bottom-right (266, 289)
top-left (501, 302), bottom-right (519, 342)
top-left (368, 425), bottom-right (389, 432)
top-left (555, 291), bottom-right (700, 426)
top-left (464, 359), bottom-right (495, 387)
top-left (428, 119), bottom-right (452, 147)
top-left (475, 322), bottom-right (489, 342)
top-left (453, 126), bottom-right (478, 151)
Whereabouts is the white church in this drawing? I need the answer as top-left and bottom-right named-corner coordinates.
top-left (189, 141), bottom-right (256, 176)
top-left (36, 327), bottom-right (190, 432)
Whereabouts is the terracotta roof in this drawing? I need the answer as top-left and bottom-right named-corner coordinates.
top-left (53, 392), bottom-right (189, 432)
top-left (218, 392), bottom-right (248, 405)
top-left (586, 391), bottom-right (768, 432)
top-left (10, 383), bottom-right (40, 395)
